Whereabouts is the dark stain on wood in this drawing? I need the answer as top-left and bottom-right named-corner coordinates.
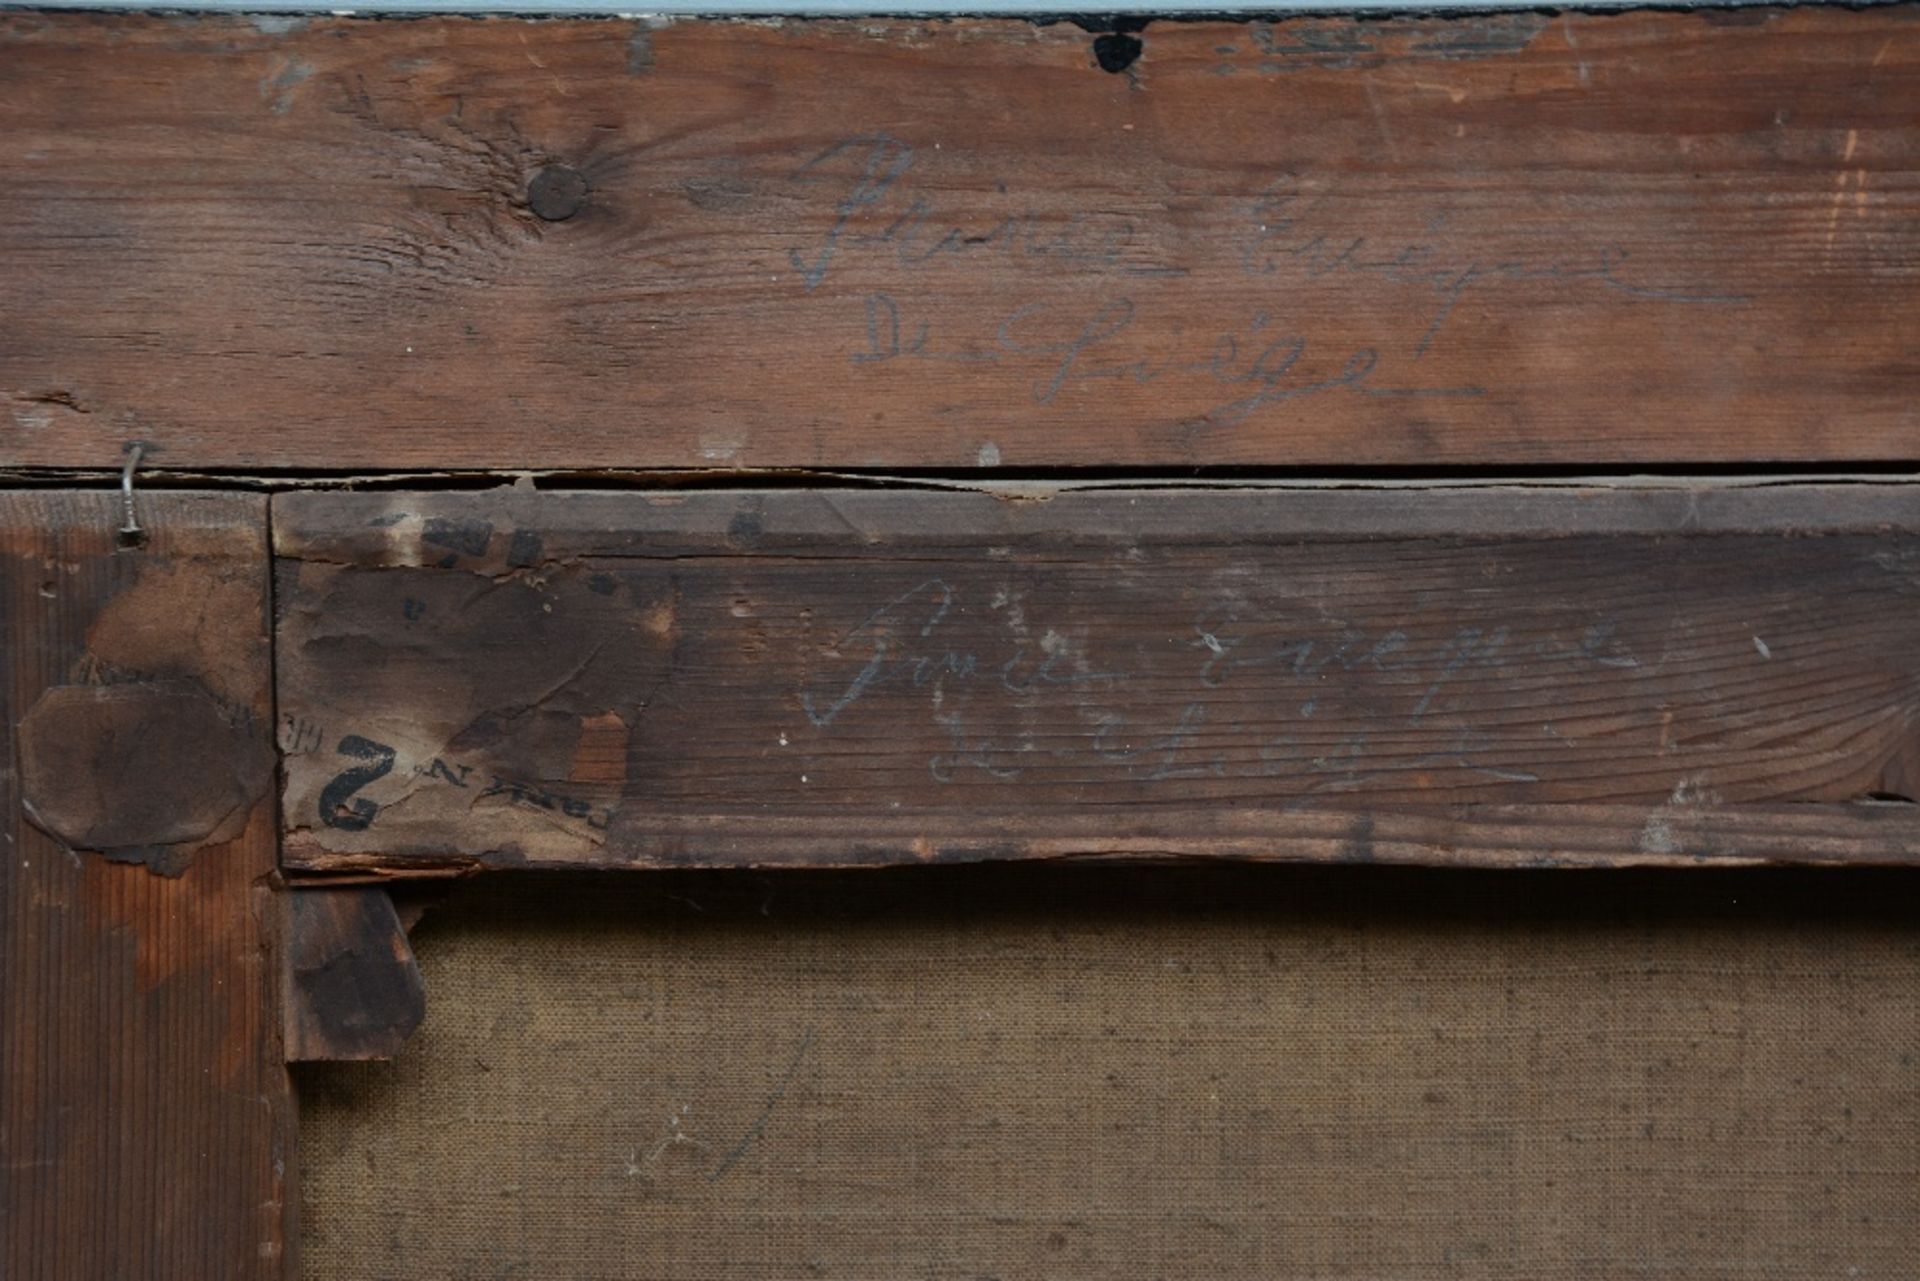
top-left (18, 680), bottom-right (272, 873)
top-left (2, 9), bottom-right (1917, 472)
top-left (284, 887), bottom-right (426, 1063)
top-left (1, 491), bottom-right (292, 1279)
top-left (274, 486), bottom-right (1920, 873)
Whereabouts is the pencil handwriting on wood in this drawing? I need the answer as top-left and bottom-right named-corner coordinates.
top-left (4, 12), bottom-right (1910, 470)
top-left (275, 489), bottom-right (1920, 871)
top-left (798, 578), bottom-right (1644, 786)
top-left (791, 134), bottom-right (1748, 425)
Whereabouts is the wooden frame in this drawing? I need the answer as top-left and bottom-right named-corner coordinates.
top-left (10, 477), bottom-right (1920, 1276)
top-left (4, 7), bottom-right (1918, 1276)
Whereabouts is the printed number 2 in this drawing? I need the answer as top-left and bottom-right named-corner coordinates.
top-left (318, 735), bottom-right (396, 831)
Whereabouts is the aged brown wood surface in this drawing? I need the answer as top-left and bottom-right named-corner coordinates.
top-left (0, 493), bottom-right (293, 1278)
top-left (3, 8), bottom-right (1917, 474)
top-left (284, 887), bottom-right (425, 1063)
top-left (276, 485), bottom-right (1920, 873)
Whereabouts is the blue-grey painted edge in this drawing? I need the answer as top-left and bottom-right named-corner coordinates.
top-left (0, 0), bottom-right (1817, 15)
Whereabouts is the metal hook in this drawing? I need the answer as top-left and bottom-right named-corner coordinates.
top-left (119, 442), bottom-right (144, 546)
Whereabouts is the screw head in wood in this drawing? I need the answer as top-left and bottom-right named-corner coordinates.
top-left (527, 165), bottom-right (589, 221)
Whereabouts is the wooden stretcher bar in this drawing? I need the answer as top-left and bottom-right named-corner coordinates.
top-left (275, 484), bottom-right (1920, 873)
top-left (0, 492), bottom-right (294, 1278)
top-left (2, 7), bottom-right (1917, 474)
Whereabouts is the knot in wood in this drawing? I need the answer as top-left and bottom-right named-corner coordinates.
top-left (527, 165), bottom-right (589, 221)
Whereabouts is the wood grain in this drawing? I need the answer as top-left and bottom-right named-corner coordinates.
top-left (3, 8), bottom-right (1917, 473)
top-left (274, 485), bottom-right (1920, 872)
top-left (284, 887), bottom-right (425, 1063)
top-left (0, 493), bottom-right (293, 1278)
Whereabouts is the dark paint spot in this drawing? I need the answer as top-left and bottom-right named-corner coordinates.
top-left (506, 529), bottom-right (544, 570)
top-left (727, 509), bottom-right (764, 548)
top-left (1093, 32), bottom-right (1143, 73)
top-left (423, 516), bottom-right (494, 558)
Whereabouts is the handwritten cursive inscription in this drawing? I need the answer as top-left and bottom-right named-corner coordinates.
top-left (801, 578), bottom-right (1125, 729)
top-left (853, 293), bottom-right (1484, 422)
top-left (1242, 174), bottom-right (1751, 357)
top-left (800, 577), bottom-right (1656, 788)
top-left (789, 134), bottom-right (1175, 292)
top-left (783, 133), bottom-right (1755, 419)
